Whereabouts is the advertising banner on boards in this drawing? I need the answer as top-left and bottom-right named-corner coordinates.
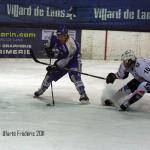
top-left (0, 27), bottom-right (81, 58)
top-left (0, 0), bottom-right (150, 31)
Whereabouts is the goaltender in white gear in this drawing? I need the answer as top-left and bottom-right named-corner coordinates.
top-left (104, 50), bottom-right (150, 111)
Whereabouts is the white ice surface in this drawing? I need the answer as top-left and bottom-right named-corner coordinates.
top-left (0, 59), bottom-right (150, 150)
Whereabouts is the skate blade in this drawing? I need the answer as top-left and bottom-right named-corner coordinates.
top-left (79, 101), bottom-right (90, 105)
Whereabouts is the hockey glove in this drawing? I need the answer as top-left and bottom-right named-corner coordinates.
top-left (106, 73), bottom-right (117, 84)
top-left (46, 64), bottom-right (58, 73)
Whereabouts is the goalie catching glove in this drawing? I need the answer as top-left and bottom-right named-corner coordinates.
top-left (106, 73), bottom-right (117, 84)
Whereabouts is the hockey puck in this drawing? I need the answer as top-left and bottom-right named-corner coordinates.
top-left (46, 103), bottom-right (51, 106)
top-left (104, 99), bottom-right (113, 106)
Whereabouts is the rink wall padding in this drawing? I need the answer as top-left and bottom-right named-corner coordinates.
top-left (0, 27), bottom-right (81, 58)
top-left (0, 0), bottom-right (150, 31)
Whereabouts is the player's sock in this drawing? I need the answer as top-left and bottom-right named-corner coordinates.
top-left (120, 91), bottom-right (143, 111)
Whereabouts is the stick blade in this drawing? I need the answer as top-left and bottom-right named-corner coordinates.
top-left (46, 103), bottom-right (52, 106)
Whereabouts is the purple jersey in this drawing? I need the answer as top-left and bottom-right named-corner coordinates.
top-left (50, 35), bottom-right (81, 69)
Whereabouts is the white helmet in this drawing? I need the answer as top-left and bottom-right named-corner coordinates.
top-left (121, 50), bottom-right (136, 62)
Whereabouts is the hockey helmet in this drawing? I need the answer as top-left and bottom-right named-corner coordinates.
top-left (121, 50), bottom-right (136, 68)
top-left (121, 50), bottom-right (136, 62)
top-left (56, 26), bottom-right (68, 36)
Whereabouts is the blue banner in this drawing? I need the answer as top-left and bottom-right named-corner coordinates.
top-left (0, 27), bottom-right (81, 58)
top-left (0, 0), bottom-right (150, 31)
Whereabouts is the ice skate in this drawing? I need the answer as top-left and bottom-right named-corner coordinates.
top-left (79, 93), bottom-right (90, 105)
top-left (119, 100), bottom-right (130, 111)
top-left (34, 88), bottom-right (46, 98)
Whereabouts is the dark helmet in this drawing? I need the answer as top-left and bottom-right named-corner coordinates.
top-left (56, 26), bottom-right (68, 36)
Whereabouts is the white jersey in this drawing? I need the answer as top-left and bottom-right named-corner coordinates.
top-left (116, 58), bottom-right (150, 83)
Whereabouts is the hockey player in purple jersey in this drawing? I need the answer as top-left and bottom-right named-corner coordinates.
top-left (34, 26), bottom-right (89, 104)
top-left (104, 50), bottom-right (150, 111)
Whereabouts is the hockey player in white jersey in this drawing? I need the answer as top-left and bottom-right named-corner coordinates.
top-left (104, 50), bottom-right (150, 111)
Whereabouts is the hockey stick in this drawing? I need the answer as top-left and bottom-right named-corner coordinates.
top-left (30, 49), bottom-right (55, 106)
top-left (30, 49), bottom-right (106, 80)
top-left (48, 54), bottom-right (55, 106)
top-left (46, 34), bottom-right (55, 106)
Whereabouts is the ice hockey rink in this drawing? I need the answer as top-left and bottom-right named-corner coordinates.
top-left (0, 59), bottom-right (150, 150)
